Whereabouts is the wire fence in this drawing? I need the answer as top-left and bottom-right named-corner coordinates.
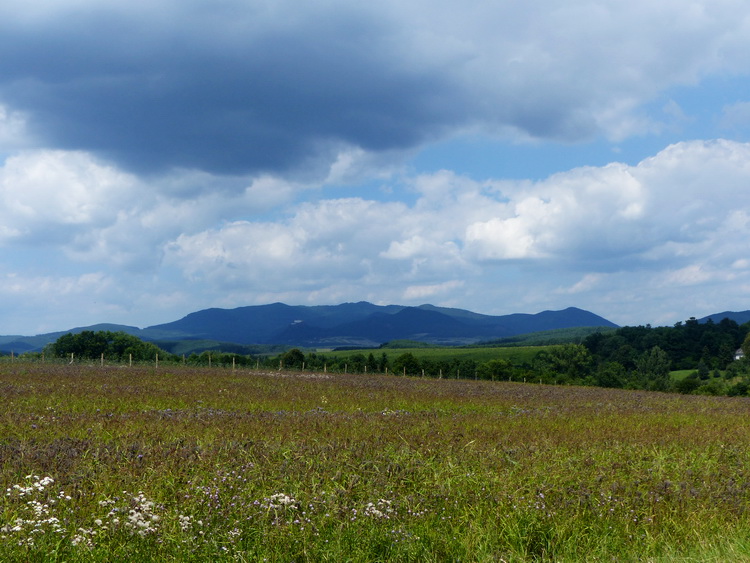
top-left (0, 352), bottom-right (479, 379)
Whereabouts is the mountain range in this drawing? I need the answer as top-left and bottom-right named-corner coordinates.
top-left (0, 302), bottom-right (619, 353)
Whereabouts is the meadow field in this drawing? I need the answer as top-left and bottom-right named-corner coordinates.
top-left (2, 363), bottom-right (750, 561)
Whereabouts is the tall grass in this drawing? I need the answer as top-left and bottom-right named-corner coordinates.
top-left (2, 363), bottom-right (750, 561)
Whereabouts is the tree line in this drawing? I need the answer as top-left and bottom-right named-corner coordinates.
top-left (25, 317), bottom-right (750, 397)
top-left (580, 317), bottom-right (750, 395)
top-left (583, 317), bottom-right (744, 371)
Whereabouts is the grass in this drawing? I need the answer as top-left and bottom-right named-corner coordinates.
top-left (331, 345), bottom-right (544, 365)
top-left (670, 369), bottom-right (697, 381)
top-left (2, 363), bottom-right (750, 560)
top-left (474, 326), bottom-right (617, 347)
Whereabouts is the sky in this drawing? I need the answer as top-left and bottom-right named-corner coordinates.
top-left (2, 0), bottom-right (750, 335)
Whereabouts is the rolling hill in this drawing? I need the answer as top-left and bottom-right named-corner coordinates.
top-left (1, 301), bottom-right (619, 353)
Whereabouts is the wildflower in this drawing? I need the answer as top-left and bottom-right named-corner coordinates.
top-left (267, 493), bottom-right (298, 510)
top-left (364, 499), bottom-right (394, 519)
top-left (178, 515), bottom-right (192, 532)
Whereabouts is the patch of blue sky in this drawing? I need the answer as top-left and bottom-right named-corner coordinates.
top-left (411, 74), bottom-right (750, 183)
top-left (409, 135), bottom-right (626, 181)
top-left (651, 74), bottom-right (750, 140)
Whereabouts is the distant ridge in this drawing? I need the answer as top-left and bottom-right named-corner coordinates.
top-left (139, 302), bottom-right (617, 348)
top-left (0, 302), bottom-right (619, 353)
top-left (698, 310), bottom-right (750, 325)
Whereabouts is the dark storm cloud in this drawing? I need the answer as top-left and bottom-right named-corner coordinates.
top-left (0, 3), bottom-right (465, 174)
top-left (2, 1), bottom-right (747, 178)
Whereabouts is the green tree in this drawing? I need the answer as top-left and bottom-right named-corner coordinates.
top-left (728, 378), bottom-right (750, 396)
top-left (50, 331), bottom-right (108, 359)
top-left (593, 361), bottom-right (627, 388)
top-left (635, 346), bottom-right (672, 391)
top-left (108, 332), bottom-right (165, 361)
top-left (533, 344), bottom-right (593, 383)
top-left (377, 352), bottom-right (390, 373)
top-left (742, 332), bottom-right (750, 357)
top-left (477, 358), bottom-right (514, 381)
top-left (281, 348), bottom-right (305, 369)
top-left (392, 353), bottom-right (421, 376)
top-left (348, 353), bottom-right (367, 373)
top-left (48, 331), bottom-right (167, 362)
top-left (695, 379), bottom-right (727, 395)
top-left (675, 373), bottom-right (701, 394)
top-left (696, 361), bottom-right (710, 380)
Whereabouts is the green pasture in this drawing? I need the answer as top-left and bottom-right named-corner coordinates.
top-left (328, 345), bottom-right (547, 365)
top-left (670, 369), bottom-right (695, 380)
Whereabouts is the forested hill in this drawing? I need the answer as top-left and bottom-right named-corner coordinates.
top-left (583, 316), bottom-right (746, 371)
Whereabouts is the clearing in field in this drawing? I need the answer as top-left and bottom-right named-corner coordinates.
top-left (2, 362), bottom-right (750, 561)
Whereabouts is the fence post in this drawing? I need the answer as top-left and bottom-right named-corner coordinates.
top-left (156, 353), bottom-right (159, 369)
top-left (101, 353), bottom-right (104, 367)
